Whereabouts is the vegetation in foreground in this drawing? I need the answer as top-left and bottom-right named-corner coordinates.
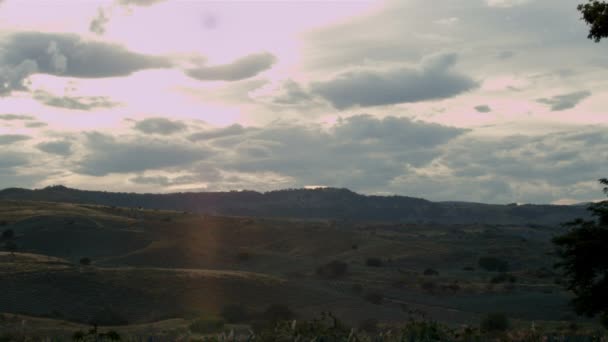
top-left (0, 311), bottom-right (607, 341)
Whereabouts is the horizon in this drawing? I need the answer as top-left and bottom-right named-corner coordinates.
top-left (0, 0), bottom-right (607, 204)
top-left (0, 183), bottom-right (597, 206)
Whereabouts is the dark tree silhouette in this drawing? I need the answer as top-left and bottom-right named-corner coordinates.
top-left (1, 228), bottom-right (14, 240)
top-left (553, 178), bottom-right (608, 327)
top-left (80, 257), bottom-right (92, 266)
top-left (578, 1), bottom-right (608, 42)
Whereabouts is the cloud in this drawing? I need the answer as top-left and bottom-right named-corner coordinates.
top-left (536, 91), bottom-right (592, 111)
top-left (33, 90), bottom-right (119, 110)
top-left (118, 0), bottom-right (167, 6)
top-left (0, 134), bottom-right (31, 145)
top-left (185, 52), bottom-right (276, 81)
top-left (25, 122), bottom-right (48, 128)
top-left (0, 151), bottom-right (29, 169)
top-left (0, 32), bottom-right (170, 94)
top-left (0, 114), bottom-right (35, 121)
top-left (188, 124), bottom-right (246, 141)
top-left (311, 53), bottom-right (478, 109)
top-left (474, 105), bottom-right (492, 113)
top-left (89, 7), bottom-right (110, 35)
top-left (133, 117), bottom-right (187, 135)
top-left (36, 140), bottom-right (73, 156)
top-left (272, 80), bottom-right (314, 105)
top-left (485, 0), bottom-right (530, 7)
top-left (200, 115), bottom-right (467, 190)
top-left (76, 132), bottom-right (210, 176)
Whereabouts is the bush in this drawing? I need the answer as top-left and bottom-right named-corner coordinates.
top-left (80, 257), bottom-right (92, 266)
top-left (316, 260), bottom-right (348, 278)
top-left (478, 257), bottom-right (509, 272)
top-left (480, 313), bottom-right (510, 332)
top-left (89, 308), bottom-right (128, 326)
top-left (365, 257), bottom-right (383, 267)
top-left (263, 304), bottom-right (294, 322)
top-left (221, 304), bottom-right (249, 323)
top-left (421, 280), bottom-right (436, 292)
top-left (364, 292), bottom-right (383, 305)
top-left (1, 229), bottom-right (14, 239)
top-left (189, 316), bottom-right (225, 334)
top-left (358, 318), bottom-right (379, 333)
top-left (423, 268), bottom-right (439, 276)
top-left (490, 273), bottom-right (516, 284)
top-left (236, 251), bottom-right (251, 262)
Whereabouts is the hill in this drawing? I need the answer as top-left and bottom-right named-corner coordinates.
top-left (0, 185), bottom-right (590, 225)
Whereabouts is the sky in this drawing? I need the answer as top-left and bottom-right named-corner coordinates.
top-left (0, 0), bottom-right (606, 204)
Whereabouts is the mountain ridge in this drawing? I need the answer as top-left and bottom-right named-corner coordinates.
top-left (0, 185), bottom-right (590, 225)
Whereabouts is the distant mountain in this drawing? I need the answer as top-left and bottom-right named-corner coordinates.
top-left (0, 185), bottom-right (591, 225)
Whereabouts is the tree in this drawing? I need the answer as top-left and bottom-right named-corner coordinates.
top-left (5, 241), bottom-right (17, 256)
top-left (1, 229), bottom-right (14, 240)
top-left (553, 178), bottom-right (608, 327)
top-left (578, 1), bottom-right (608, 42)
top-left (79, 257), bottom-right (92, 266)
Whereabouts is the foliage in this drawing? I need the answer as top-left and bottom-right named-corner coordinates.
top-left (189, 316), bottom-right (225, 334)
top-left (220, 304), bottom-right (249, 323)
top-left (480, 312), bottom-right (510, 332)
top-left (263, 304), bottom-right (295, 323)
top-left (478, 256), bottom-right (509, 272)
top-left (1, 229), bottom-right (13, 239)
top-left (490, 273), bottom-right (517, 284)
top-left (578, 1), bottom-right (608, 42)
top-left (80, 257), bottom-right (92, 266)
top-left (365, 257), bottom-right (383, 267)
top-left (423, 268), bottom-right (439, 276)
top-left (553, 179), bottom-right (608, 327)
top-left (316, 260), bottom-right (348, 278)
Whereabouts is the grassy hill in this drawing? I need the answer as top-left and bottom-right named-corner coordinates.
top-left (0, 199), bottom-right (589, 333)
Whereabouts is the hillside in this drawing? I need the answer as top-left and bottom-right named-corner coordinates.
top-left (0, 200), bottom-right (587, 330)
top-left (0, 185), bottom-right (590, 225)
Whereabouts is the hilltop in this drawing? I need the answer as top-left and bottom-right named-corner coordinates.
top-left (0, 185), bottom-right (590, 225)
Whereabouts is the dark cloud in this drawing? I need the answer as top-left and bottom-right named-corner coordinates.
top-left (89, 7), bottom-right (110, 35)
top-left (133, 117), bottom-right (187, 135)
top-left (33, 90), bottom-right (119, 110)
top-left (185, 52), bottom-right (276, 81)
top-left (272, 80), bottom-right (314, 105)
top-left (25, 122), bottom-right (48, 128)
top-left (36, 140), bottom-right (73, 156)
top-left (0, 114), bottom-right (35, 121)
top-left (0, 151), bottom-right (29, 169)
top-left (474, 105), bottom-right (492, 113)
top-left (0, 32), bottom-right (170, 94)
top-left (188, 124), bottom-right (245, 141)
top-left (536, 91), bottom-right (592, 111)
top-left (0, 134), bottom-right (31, 145)
top-left (311, 53), bottom-right (478, 109)
top-left (206, 115), bottom-right (467, 190)
top-left (76, 132), bottom-right (210, 176)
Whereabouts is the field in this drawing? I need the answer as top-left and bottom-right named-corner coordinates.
top-left (0, 199), bottom-right (601, 338)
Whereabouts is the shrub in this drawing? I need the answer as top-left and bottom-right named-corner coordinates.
top-left (358, 318), bottom-right (379, 333)
top-left (221, 304), bottom-right (249, 323)
top-left (365, 257), bottom-right (383, 267)
top-left (89, 308), bottom-right (128, 326)
top-left (316, 260), bottom-right (348, 278)
top-left (236, 251), bottom-right (251, 262)
top-left (480, 312), bottom-right (510, 332)
top-left (478, 257), bottom-right (509, 272)
top-left (490, 273), bottom-right (516, 284)
top-left (80, 257), bottom-right (92, 266)
top-left (423, 268), bottom-right (439, 276)
top-left (263, 304), bottom-right (294, 322)
top-left (1, 229), bottom-right (14, 239)
top-left (421, 280), bottom-right (436, 292)
top-left (364, 292), bottom-right (383, 305)
top-left (189, 316), bottom-right (225, 334)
